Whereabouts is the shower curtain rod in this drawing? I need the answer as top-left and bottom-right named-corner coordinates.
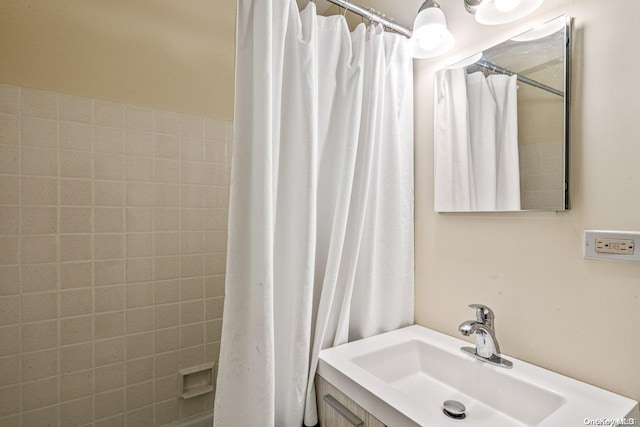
top-left (476, 59), bottom-right (564, 97)
top-left (323, 0), bottom-right (413, 38)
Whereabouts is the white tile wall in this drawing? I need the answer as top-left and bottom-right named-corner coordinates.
top-left (519, 141), bottom-right (565, 210)
top-left (0, 84), bottom-right (231, 426)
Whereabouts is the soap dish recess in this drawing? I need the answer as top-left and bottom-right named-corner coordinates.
top-left (179, 363), bottom-right (215, 399)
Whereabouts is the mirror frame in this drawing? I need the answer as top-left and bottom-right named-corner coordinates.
top-left (563, 16), bottom-right (572, 211)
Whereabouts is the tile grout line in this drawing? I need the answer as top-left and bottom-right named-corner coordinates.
top-left (123, 106), bottom-right (129, 425)
top-left (17, 86), bottom-right (24, 427)
top-left (177, 113), bottom-right (184, 421)
top-left (151, 107), bottom-right (157, 427)
top-left (90, 97), bottom-right (97, 426)
top-left (200, 121), bottom-right (206, 376)
top-left (55, 92), bottom-right (62, 427)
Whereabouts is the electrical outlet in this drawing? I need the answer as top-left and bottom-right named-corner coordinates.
top-left (595, 238), bottom-right (635, 255)
top-left (585, 230), bottom-right (640, 262)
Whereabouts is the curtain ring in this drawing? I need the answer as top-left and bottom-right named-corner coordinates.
top-left (380, 13), bottom-right (387, 31)
top-left (384, 15), bottom-right (395, 32)
top-left (368, 8), bottom-right (377, 28)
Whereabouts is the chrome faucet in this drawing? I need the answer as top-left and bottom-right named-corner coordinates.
top-left (458, 304), bottom-right (512, 368)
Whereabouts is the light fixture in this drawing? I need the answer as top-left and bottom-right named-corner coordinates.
top-left (464, 0), bottom-right (544, 25)
top-left (323, 0), bottom-right (545, 60)
top-left (410, 0), bottom-right (455, 58)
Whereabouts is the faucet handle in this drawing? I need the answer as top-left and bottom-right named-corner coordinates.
top-left (469, 304), bottom-right (494, 324)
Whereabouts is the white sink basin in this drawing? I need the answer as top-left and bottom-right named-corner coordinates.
top-left (318, 325), bottom-right (639, 427)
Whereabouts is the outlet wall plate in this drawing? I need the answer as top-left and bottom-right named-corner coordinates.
top-left (584, 230), bottom-right (640, 263)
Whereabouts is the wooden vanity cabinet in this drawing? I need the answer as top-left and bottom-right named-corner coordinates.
top-left (315, 375), bottom-right (386, 427)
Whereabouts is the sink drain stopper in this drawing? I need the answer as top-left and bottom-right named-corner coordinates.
top-left (443, 400), bottom-right (466, 419)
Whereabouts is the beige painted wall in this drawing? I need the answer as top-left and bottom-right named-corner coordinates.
top-left (415, 0), bottom-right (640, 402)
top-left (0, 0), bottom-right (235, 120)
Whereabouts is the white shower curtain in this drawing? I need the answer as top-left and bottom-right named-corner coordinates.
top-left (434, 69), bottom-right (520, 211)
top-left (434, 68), bottom-right (476, 212)
top-left (488, 74), bottom-right (520, 211)
top-left (213, 1), bottom-right (414, 426)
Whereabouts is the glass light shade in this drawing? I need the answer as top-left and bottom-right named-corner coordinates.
top-left (510, 16), bottom-right (565, 41)
top-left (475, 0), bottom-right (544, 25)
top-left (447, 52), bottom-right (484, 69)
top-left (410, 7), bottom-right (455, 59)
top-left (494, 0), bottom-right (522, 12)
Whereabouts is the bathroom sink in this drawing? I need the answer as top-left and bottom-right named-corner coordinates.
top-left (318, 325), bottom-right (639, 427)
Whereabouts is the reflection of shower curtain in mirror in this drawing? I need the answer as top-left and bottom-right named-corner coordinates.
top-left (435, 69), bottom-right (520, 211)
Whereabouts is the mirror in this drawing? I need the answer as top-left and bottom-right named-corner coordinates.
top-left (434, 15), bottom-right (571, 212)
